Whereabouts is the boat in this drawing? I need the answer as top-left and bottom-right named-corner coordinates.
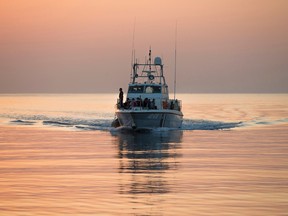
top-left (112, 49), bottom-right (183, 130)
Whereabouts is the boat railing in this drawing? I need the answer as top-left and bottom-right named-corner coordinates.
top-left (116, 98), bottom-right (157, 110)
top-left (116, 98), bottom-right (182, 112)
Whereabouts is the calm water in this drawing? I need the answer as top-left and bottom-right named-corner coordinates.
top-left (0, 94), bottom-right (288, 215)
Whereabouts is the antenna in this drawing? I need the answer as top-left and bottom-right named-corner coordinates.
top-left (149, 46), bottom-right (151, 72)
top-left (174, 21), bottom-right (178, 100)
top-left (130, 18), bottom-right (136, 81)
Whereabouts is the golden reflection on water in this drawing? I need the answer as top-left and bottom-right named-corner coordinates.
top-left (0, 93), bottom-right (288, 215)
top-left (112, 130), bottom-right (183, 195)
top-left (1, 125), bottom-right (288, 215)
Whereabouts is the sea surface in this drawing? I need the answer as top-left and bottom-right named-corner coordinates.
top-left (0, 94), bottom-right (288, 215)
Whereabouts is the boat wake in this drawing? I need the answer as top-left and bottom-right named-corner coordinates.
top-left (182, 119), bottom-right (242, 130)
top-left (4, 114), bottom-right (243, 131)
top-left (4, 113), bottom-right (287, 131)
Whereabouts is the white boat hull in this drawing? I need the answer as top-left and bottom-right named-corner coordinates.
top-left (116, 110), bottom-right (183, 129)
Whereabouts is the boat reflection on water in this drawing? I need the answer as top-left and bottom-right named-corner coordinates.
top-left (111, 129), bottom-right (183, 194)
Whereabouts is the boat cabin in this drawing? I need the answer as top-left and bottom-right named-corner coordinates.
top-left (126, 83), bottom-right (168, 110)
top-left (128, 83), bottom-right (168, 95)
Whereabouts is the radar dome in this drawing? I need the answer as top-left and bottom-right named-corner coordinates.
top-left (154, 57), bottom-right (162, 65)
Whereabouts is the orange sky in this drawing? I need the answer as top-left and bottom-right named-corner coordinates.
top-left (0, 0), bottom-right (287, 93)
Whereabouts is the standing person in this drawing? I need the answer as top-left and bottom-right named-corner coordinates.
top-left (119, 88), bottom-right (124, 107)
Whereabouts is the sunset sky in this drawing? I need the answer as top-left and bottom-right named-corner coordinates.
top-left (0, 0), bottom-right (287, 93)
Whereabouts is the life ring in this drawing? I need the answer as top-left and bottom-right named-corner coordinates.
top-left (148, 75), bottom-right (154, 80)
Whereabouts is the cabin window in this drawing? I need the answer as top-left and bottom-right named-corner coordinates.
top-left (128, 86), bottom-right (144, 93)
top-left (153, 86), bottom-right (161, 93)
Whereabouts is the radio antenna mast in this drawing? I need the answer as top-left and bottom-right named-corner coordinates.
top-left (174, 21), bottom-right (178, 100)
top-left (130, 18), bottom-right (136, 81)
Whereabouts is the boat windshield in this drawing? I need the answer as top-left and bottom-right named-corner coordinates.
top-left (128, 86), bottom-right (144, 93)
top-left (128, 85), bottom-right (161, 94)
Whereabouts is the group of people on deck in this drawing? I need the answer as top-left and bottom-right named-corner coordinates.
top-left (123, 98), bottom-right (156, 109)
top-left (119, 88), bottom-right (156, 109)
top-left (118, 88), bottom-right (180, 111)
